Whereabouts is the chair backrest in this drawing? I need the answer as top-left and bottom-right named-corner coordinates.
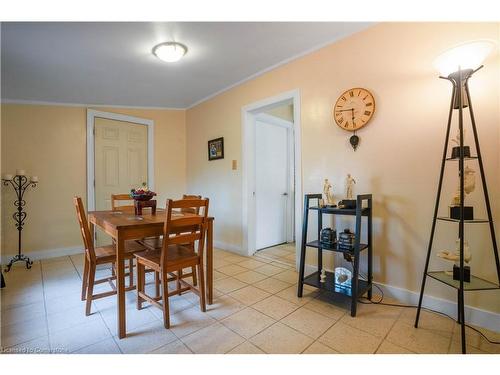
top-left (111, 194), bottom-right (135, 212)
top-left (73, 197), bottom-right (96, 261)
top-left (161, 198), bottom-right (209, 268)
top-left (180, 194), bottom-right (202, 214)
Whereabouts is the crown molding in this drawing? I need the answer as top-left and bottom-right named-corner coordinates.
top-left (0, 98), bottom-right (186, 111)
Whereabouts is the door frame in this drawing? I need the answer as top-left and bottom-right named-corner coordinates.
top-left (241, 89), bottom-right (302, 262)
top-left (254, 112), bottom-right (295, 245)
top-left (86, 109), bottom-right (154, 211)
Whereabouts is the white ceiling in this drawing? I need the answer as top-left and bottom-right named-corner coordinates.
top-left (1, 22), bottom-right (371, 108)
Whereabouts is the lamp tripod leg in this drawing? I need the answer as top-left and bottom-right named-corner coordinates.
top-left (415, 83), bottom-right (456, 328)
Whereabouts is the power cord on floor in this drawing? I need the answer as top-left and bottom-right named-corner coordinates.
top-left (355, 277), bottom-right (500, 345)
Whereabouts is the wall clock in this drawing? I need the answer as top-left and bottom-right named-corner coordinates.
top-left (333, 87), bottom-right (376, 150)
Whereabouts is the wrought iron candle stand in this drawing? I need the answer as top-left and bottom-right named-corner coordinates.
top-left (2, 174), bottom-right (38, 272)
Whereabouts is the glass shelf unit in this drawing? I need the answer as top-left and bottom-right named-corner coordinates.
top-left (427, 271), bottom-right (500, 291)
top-left (436, 217), bottom-right (490, 224)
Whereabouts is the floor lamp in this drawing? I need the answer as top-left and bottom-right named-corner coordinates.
top-left (415, 40), bottom-right (500, 354)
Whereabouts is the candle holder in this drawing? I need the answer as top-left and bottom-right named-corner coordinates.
top-left (2, 174), bottom-right (38, 272)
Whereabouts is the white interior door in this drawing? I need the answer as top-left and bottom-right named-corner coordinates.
top-left (255, 119), bottom-right (290, 250)
top-left (94, 117), bottom-right (148, 243)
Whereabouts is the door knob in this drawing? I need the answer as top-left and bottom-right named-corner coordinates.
top-left (282, 192), bottom-right (288, 196)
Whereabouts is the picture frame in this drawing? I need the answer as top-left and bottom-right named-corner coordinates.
top-left (208, 137), bottom-right (224, 161)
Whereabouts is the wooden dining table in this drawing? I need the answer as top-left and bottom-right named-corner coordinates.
top-left (88, 208), bottom-right (214, 339)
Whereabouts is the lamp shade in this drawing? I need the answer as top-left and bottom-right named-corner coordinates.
top-left (433, 40), bottom-right (496, 76)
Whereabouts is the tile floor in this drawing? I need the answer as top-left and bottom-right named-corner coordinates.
top-left (1, 248), bottom-right (499, 354)
top-left (255, 242), bottom-right (296, 266)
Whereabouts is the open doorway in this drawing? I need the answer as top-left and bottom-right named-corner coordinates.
top-left (241, 90), bottom-right (301, 268)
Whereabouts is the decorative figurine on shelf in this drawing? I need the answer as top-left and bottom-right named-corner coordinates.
top-left (322, 178), bottom-right (336, 206)
top-left (334, 267), bottom-right (352, 287)
top-left (2, 170), bottom-right (39, 271)
top-left (450, 165), bottom-right (476, 220)
top-left (437, 239), bottom-right (472, 282)
top-left (346, 174), bottom-right (356, 199)
top-left (451, 128), bottom-right (471, 159)
top-left (320, 228), bottom-right (337, 246)
top-left (339, 174), bottom-right (357, 209)
top-left (320, 269), bottom-right (327, 283)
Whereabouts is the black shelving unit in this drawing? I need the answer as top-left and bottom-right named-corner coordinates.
top-left (297, 194), bottom-right (373, 316)
top-left (415, 67), bottom-right (500, 354)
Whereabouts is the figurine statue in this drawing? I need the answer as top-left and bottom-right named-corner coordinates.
top-left (320, 269), bottom-right (326, 283)
top-left (451, 165), bottom-right (476, 206)
top-left (346, 174), bottom-right (356, 199)
top-left (323, 179), bottom-right (335, 205)
top-left (451, 128), bottom-right (465, 147)
top-left (437, 239), bottom-right (472, 274)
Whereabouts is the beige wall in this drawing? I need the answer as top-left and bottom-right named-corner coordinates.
top-left (1, 104), bottom-right (186, 258)
top-left (264, 103), bottom-right (294, 122)
top-left (186, 23), bottom-right (500, 313)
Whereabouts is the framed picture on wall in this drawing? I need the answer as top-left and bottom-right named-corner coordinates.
top-left (208, 137), bottom-right (224, 161)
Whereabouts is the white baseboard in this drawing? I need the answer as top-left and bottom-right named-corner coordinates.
top-left (1, 246), bottom-right (84, 265)
top-left (304, 264), bottom-right (500, 333)
top-left (213, 240), bottom-right (244, 256)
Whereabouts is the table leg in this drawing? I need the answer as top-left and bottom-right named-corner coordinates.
top-left (206, 220), bottom-right (213, 305)
top-left (116, 234), bottom-right (126, 338)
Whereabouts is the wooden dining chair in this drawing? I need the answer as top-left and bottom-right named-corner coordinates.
top-left (110, 194), bottom-right (138, 285)
top-left (111, 194), bottom-right (135, 212)
top-left (74, 196), bottom-right (145, 315)
top-left (135, 198), bottom-right (209, 328)
top-left (140, 194), bottom-right (201, 288)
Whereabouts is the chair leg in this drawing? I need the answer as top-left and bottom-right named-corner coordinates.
top-left (128, 258), bottom-right (134, 288)
top-left (154, 271), bottom-right (160, 298)
top-left (176, 269), bottom-right (182, 295)
top-left (136, 262), bottom-right (144, 310)
top-left (161, 271), bottom-right (171, 329)
top-left (81, 256), bottom-right (89, 301)
top-left (192, 266), bottom-right (198, 286)
top-left (197, 263), bottom-right (206, 313)
top-left (85, 262), bottom-right (96, 316)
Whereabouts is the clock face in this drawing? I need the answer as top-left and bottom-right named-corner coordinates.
top-left (333, 88), bottom-right (375, 131)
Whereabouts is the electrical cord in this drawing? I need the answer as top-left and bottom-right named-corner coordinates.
top-left (354, 279), bottom-right (500, 345)
top-left (334, 251), bottom-right (499, 345)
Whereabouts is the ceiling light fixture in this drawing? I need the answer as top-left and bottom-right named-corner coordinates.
top-left (152, 42), bottom-right (188, 63)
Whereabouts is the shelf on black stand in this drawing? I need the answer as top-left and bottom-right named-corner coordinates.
top-left (303, 271), bottom-right (371, 298)
top-left (436, 217), bottom-right (490, 224)
top-left (427, 271), bottom-right (500, 291)
top-left (306, 240), bottom-right (368, 253)
top-left (445, 156), bottom-right (478, 161)
top-left (309, 206), bottom-right (371, 216)
top-left (298, 193), bottom-right (373, 318)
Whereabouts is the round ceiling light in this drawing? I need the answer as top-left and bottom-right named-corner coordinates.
top-left (152, 42), bottom-right (188, 63)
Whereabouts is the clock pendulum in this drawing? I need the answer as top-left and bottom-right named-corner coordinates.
top-left (349, 132), bottom-right (360, 151)
top-left (333, 87), bottom-right (376, 151)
